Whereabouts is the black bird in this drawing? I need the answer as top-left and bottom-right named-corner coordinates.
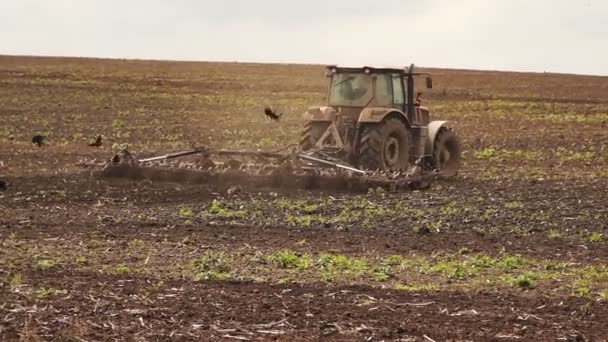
top-left (0, 178), bottom-right (9, 191)
top-left (32, 134), bottom-right (48, 147)
top-left (264, 107), bottom-right (283, 121)
top-left (111, 147), bottom-right (133, 164)
top-left (88, 135), bottom-right (103, 147)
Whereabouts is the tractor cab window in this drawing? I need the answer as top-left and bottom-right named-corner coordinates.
top-left (328, 73), bottom-right (373, 107)
top-left (392, 74), bottom-right (405, 105)
top-left (375, 74), bottom-right (393, 107)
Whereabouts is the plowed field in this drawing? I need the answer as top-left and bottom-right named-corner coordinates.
top-left (1, 56), bottom-right (608, 341)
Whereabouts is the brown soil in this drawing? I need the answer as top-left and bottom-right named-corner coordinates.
top-left (2, 268), bottom-right (605, 341)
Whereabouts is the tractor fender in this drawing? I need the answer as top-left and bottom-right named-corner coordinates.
top-left (302, 106), bottom-right (337, 121)
top-left (425, 120), bottom-right (449, 155)
top-left (358, 107), bottom-right (411, 127)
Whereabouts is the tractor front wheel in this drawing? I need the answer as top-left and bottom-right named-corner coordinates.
top-left (358, 118), bottom-right (411, 171)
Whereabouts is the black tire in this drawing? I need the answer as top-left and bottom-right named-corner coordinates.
top-left (299, 121), bottom-right (329, 152)
top-left (359, 118), bottom-right (411, 171)
top-left (433, 127), bottom-right (460, 176)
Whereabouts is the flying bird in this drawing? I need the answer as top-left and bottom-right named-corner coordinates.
top-left (88, 135), bottom-right (103, 147)
top-left (264, 107), bottom-right (283, 121)
top-left (32, 134), bottom-right (48, 147)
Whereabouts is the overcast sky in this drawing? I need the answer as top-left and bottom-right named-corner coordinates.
top-left (1, 0), bottom-right (606, 75)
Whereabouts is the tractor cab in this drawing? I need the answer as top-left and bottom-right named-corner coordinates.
top-left (325, 65), bottom-right (432, 120)
top-left (302, 64), bottom-right (458, 175)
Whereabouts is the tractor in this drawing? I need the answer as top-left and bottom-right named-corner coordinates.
top-left (300, 64), bottom-right (460, 175)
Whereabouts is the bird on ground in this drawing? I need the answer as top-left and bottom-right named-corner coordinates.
top-left (0, 178), bottom-right (9, 191)
top-left (32, 134), bottom-right (48, 147)
top-left (88, 135), bottom-right (103, 147)
top-left (111, 147), bottom-right (133, 164)
top-left (264, 107), bottom-right (283, 121)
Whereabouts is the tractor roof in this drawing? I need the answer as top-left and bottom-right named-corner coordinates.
top-left (326, 65), bottom-right (409, 74)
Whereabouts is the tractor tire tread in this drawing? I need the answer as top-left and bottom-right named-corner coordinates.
top-left (433, 127), bottom-right (460, 176)
top-left (359, 118), bottom-right (410, 171)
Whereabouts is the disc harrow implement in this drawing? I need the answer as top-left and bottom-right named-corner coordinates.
top-left (94, 146), bottom-right (441, 192)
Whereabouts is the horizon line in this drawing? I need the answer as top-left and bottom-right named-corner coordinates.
top-left (1, 53), bottom-right (606, 78)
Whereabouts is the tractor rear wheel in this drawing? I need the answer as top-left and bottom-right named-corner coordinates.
top-left (299, 121), bottom-right (329, 152)
top-left (433, 127), bottom-right (460, 176)
top-left (359, 118), bottom-right (411, 171)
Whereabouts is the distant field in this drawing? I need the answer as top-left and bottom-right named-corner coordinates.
top-left (1, 55), bottom-right (608, 340)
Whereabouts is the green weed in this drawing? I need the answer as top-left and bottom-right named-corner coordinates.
top-left (439, 202), bottom-right (460, 216)
top-left (208, 199), bottom-right (224, 215)
top-left (571, 265), bottom-right (608, 296)
top-left (547, 229), bottom-right (564, 239)
top-left (504, 201), bottom-right (524, 210)
top-left (302, 204), bottom-right (320, 214)
top-left (367, 187), bottom-right (386, 196)
top-left (258, 137), bottom-right (275, 148)
top-left (469, 254), bottom-right (497, 268)
top-left (318, 253), bottom-right (369, 281)
top-left (588, 232), bottom-right (603, 242)
top-left (332, 207), bottom-right (361, 224)
top-left (427, 260), bottom-right (477, 279)
top-left (556, 148), bottom-right (595, 162)
top-left (116, 265), bottom-right (131, 274)
top-left (268, 250), bottom-right (312, 270)
top-left (111, 118), bottom-right (126, 129)
top-left (480, 208), bottom-right (497, 220)
top-left (10, 273), bottom-right (23, 287)
top-left (35, 259), bottom-right (56, 271)
top-left (208, 199), bottom-right (248, 219)
top-left (274, 198), bottom-right (308, 210)
top-left (497, 255), bottom-right (526, 269)
top-left (514, 273), bottom-right (534, 289)
top-left (285, 213), bottom-right (324, 227)
top-left (179, 207), bottom-right (194, 217)
top-left (573, 285), bottom-right (591, 297)
top-left (542, 260), bottom-right (571, 271)
top-left (474, 148), bottom-right (497, 160)
top-left (35, 287), bottom-right (64, 298)
top-left (195, 251), bottom-right (232, 280)
top-left (502, 273), bottom-right (535, 289)
top-left (368, 265), bottom-right (393, 281)
top-left (383, 255), bottom-right (406, 267)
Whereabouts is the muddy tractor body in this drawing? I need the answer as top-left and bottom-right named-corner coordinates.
top-left (301, 64), bottom-right (459, 174)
